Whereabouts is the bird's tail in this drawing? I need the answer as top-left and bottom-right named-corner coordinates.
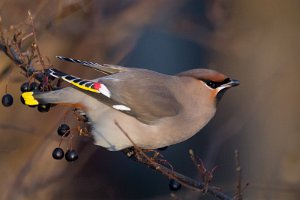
top-left (22, 87), bottom-right (81, 106)
top-left (47, 68), bottom-right (111, 98)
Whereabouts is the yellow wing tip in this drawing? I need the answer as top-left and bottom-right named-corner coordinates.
top-left (21, 92), bottom-right (39, 106)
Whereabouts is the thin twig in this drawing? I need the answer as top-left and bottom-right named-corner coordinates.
top-left (234, 150), bottom-right (242, 200)
top-left (234, 150), bottom-right (249, 200)
top-left (28, 11), bottom-right (45, 70)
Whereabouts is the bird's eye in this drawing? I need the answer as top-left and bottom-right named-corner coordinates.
top-left (205, 81), bottom-right (218, 89)
top-left (204, 79), bottom-right (230, 89)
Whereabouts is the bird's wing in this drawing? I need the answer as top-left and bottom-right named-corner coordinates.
top-left (56, 56), bottom-right (127, 75)
top-left (48, 68), bottom-right (182, 124)
top-left (98, 69), bottom-right (183, 124)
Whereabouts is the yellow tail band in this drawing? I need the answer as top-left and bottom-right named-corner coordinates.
top-left (22, 92), bottom-right (39, 106)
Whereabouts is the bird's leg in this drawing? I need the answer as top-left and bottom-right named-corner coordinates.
top-left (122, 147), bottom-right (136, 159)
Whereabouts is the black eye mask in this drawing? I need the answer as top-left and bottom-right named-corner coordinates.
top-left (203, 78), bottom-right (230, 89)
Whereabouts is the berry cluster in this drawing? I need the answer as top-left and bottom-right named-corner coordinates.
top-left (1, 68), bottom-right (81, 162)
top-left (20, 80), bottom-right (53, 112)
top-left (2, 68), bottom-right (59, 111)
top-left (0, 17), bottom-right (80, 164)
top-left (52, 124), bottom-right (79, 162)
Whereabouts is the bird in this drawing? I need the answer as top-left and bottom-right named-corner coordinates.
top-left (22, 56), bottom-right (239, 151)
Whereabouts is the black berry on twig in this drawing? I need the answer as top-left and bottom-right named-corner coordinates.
top-left (169, 179), bottom-right (181, 191)
top-left (2, 94), bottom-right (13, 107)
top-left (20, 82), bottom-right (30, 92)
top-left (57, 124), bottom-right (70, 137)
top-left (37, 104), bottom-right (50, 112)
top-left (52, 147), bottom-right (64, 160)
top-left (65, 149), bottom-right (78, 162)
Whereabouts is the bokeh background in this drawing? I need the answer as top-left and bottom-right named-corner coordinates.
top-left (0, 0), bottom-right (299, 199)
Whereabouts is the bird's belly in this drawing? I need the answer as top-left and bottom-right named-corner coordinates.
top-left (86, 106), bottom-right (214, 151)
top-left (89, 106), bottom-right (157, 151)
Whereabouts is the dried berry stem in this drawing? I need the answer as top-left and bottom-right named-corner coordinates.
top-left (28, 11), bottom-right (45, 70)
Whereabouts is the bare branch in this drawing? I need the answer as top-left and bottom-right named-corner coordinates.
top-left (115, 120), bottom-right (234, 200)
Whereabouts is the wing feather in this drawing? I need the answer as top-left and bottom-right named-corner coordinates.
top-left (98, 69), bottom-right (182, 123)
top-left (56, 56), bottom-right (126, 75)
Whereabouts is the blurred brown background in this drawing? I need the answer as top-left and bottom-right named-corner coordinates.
top-left (0, 0), bottom-right (299, 199)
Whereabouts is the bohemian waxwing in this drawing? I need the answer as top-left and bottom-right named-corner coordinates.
top-left (22, 56), bottom-right (239, 151)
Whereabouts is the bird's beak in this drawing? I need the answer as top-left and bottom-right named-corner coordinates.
top-left (217, 79), bottom-right (240, 91)
top-left (226, 79), bottom-right (240, 87)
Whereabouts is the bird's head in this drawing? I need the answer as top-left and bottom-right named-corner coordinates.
top-left (177, 69), bottom-right (239, 103)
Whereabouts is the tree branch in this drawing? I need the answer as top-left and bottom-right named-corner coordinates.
top-left (114, 120), bottom-right (234, 200)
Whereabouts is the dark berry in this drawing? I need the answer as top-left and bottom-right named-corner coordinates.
top-left (65, 149), bottom-right (78, 162)
top-left (34, 72), bottom-right (45, 82)
top-left (52, 147), bottom-right (64, 160)
top-left (29, 82), bottom-right (40, 91)
top-left (169, 179), bottom-right (181, 191)
top-left (158, 146), bottom-right (168, 151)
top-left (2, 94), bottom-right (13, 107)
top-left (20, 82), bottom-right (30, 92)
top-left (57, 124), bottom-right (70, 137)
top-left (37, 104), bottom-right (51, 112)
